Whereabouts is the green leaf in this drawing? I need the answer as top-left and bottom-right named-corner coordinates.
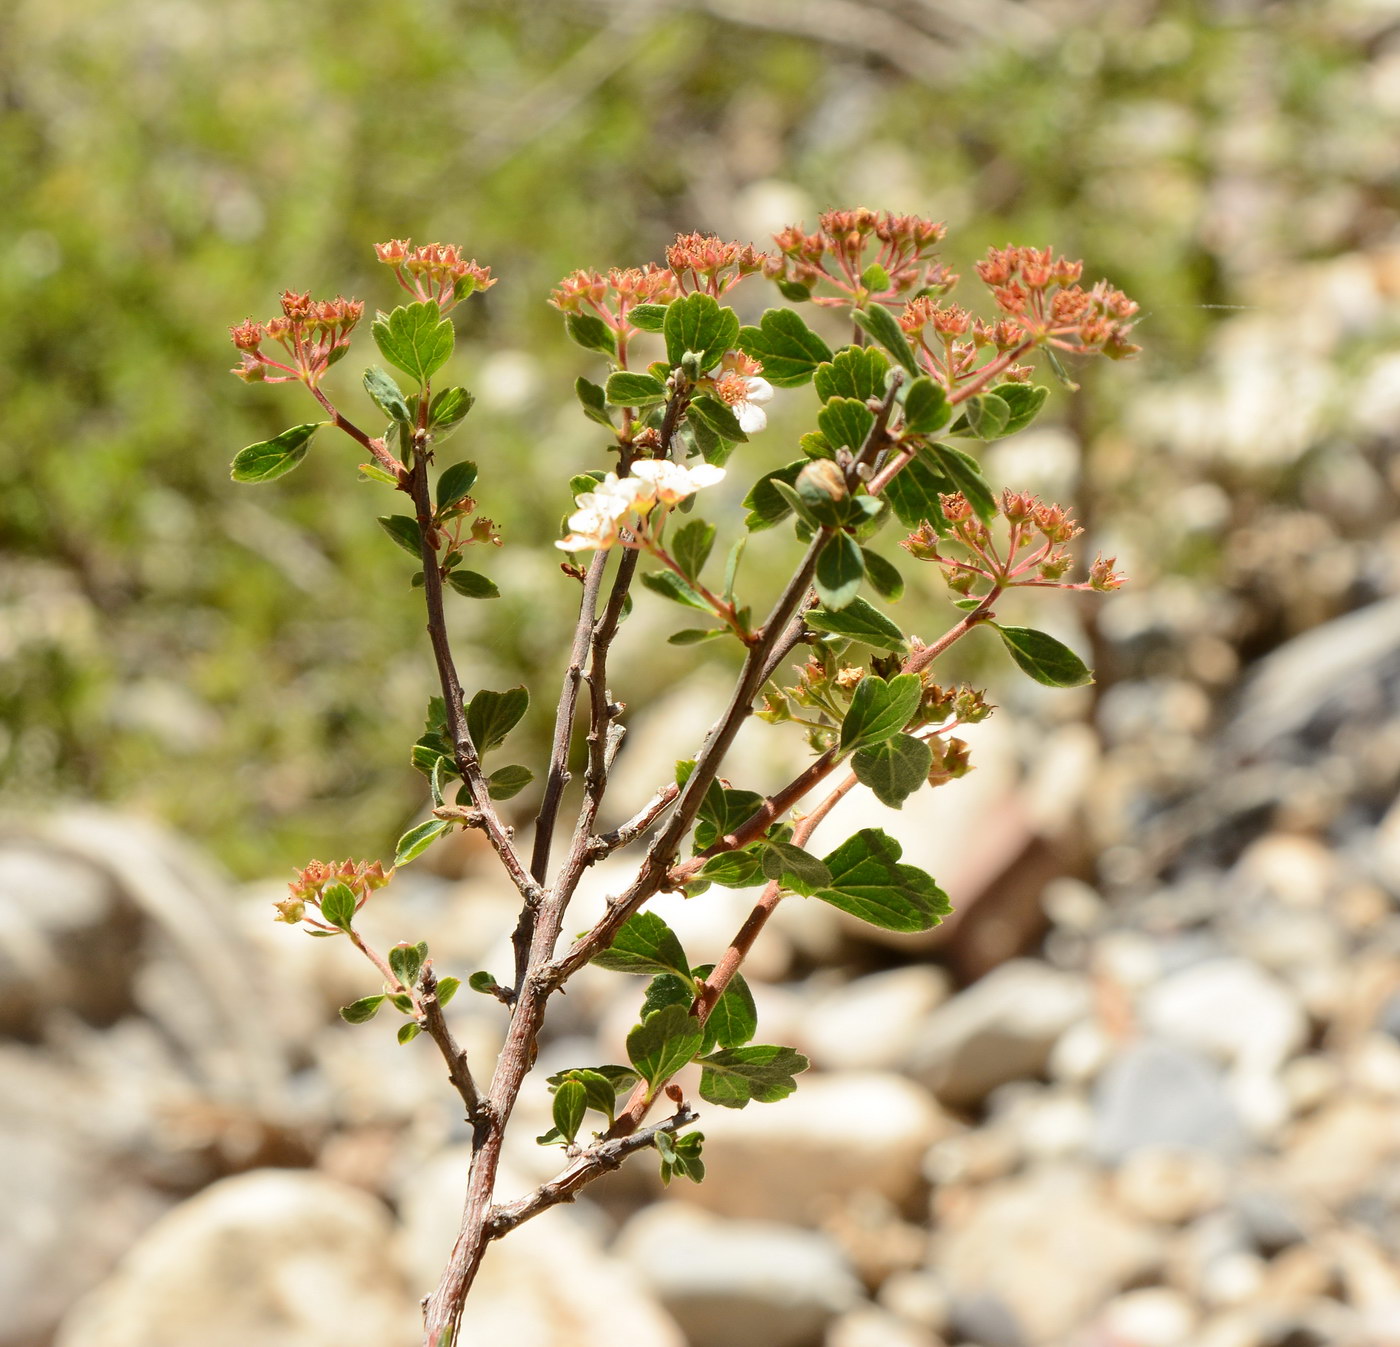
top-left (658, 1129), bottom-right (706, 1185)
top-left (881, 453), bottom-right (953, 530)
top-left (466, 685), bottom-right (529, 753)
top-left (436, 976), bottom-right (461, 1006)
top-left (319, 881), bottom-right (357, 932)
top-left (862, 262), bottom-right (891, 290)
top-left (840, 672), bottom-right (922, 752)
top-left (737, 308), bottom-right (833, 387)
top-left (641, 569), bottom-right (711, 612)
top-left (372, 301), bottom-right (455, 384)
top-left (776, 278), bottom-right (812, 301)
top-left (695, 782), bottom-right (766, 851)
top-left (815, 828), bottom-right (950, 931)
top-left (468, 970), bottom-right (499, 995)
top-left (575, 377), bottom-right (615, 428)
top-left (992, 623), bottom-right (1094, 687)
top-left (340, 995), bottom-right (386, 1024)
top-left (565, 311), bottom-right (617, 358)
top-left (358, 462), bottom-right (399, 486)
top-left (230, 422), bottom-right (325, 483)
top-left (861, 549), bottom-right (904, 600)
top-left (902, 377), bottom-right (950, 434)
top-left (552, 1078), bottom-right (588, 1144)
top-left (991, 382), bottom-right (1049, 435)
top-left (378, 514), bottom-right (423, 558)
top-left (363, 367), bottom-right (413, 424)
top-left (569, 470), bottom-right (607, 497)
top-left (698, 848), bottom-right (767, 889)
top-left (770, 479), bottom-right (823, 530)
top-left (723, 535), bottom-right (746, 601)
top-left (429, 386), bottom-right (475, 439)
top-left (395, 818), bottom-right (451, 867)
top-left (817, 397), bottom-right (876, 454)
top-left (627, 302), bottom-right (668, 332)
top-left (627, 1003), bottom-right (704, 1089)
top-left (591, 912), bottom-right (693, 981)
top-left (663, 292), bottom-right (739, 371)
top-left (605, 371), bottom-right (667, 408)
top-left (547, 1066), bottom-right (638, 1120)
top-left (760, 840), bottom-right (831, 896)
top-left (698, 1044), bottom-right (809, 1108)
top-left (672, 519), bottom-right (716, 582)
top-left (925, 443), bottom-right (997, 523)
top-left (742, 460), bottom-right (805, 530)
top-left (389, 941), bottom-right (428, 986)
top-left (700, 969), bottom-right (758, 1050)
top-left (853, 734), bottom-right (934, 808)
top-left (814, 346), bottom-right (889, 403)
top-left (667, 627), bottom-right (723, 646)
top-left (807, 597), bottom-right (907, 653)
top-left (487, 764), bottom-right (534, 800)
top-left (687, 393), bottom-right (748, 444)
top-left (815, 533), bottom-right (865, 611)
top-left (435, 460), bottom-right (479, 508)
top-left (957, 392), bottom-right (1011, 441)
top-left (447, 569), bottom-right (500, 599)
top-left (387, 991), bottom-right (414, 1013)
top-left (852, 305), bottom-right (919, 376)
top-left (398, 1022), bottom-right (422, 1044)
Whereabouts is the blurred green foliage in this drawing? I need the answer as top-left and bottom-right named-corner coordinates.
top-left (1, 0), bottom-right (1394, 875)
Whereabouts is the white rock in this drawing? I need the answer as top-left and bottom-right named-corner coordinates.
top-left (682, 1071), bottom-right (948, 1224)
top-left (55, 1170), bottom-right (417, 1347)
top-left (878, 1269), bottom-right (951, 1333)
top-left (908, 961), bottom-right (1092, 1109)
top-left (397, 1149), bottom-right (683, 1347)
top-left (932, 1163), bottom-right (1162, 1344)
top-left (1097, 1287), bottom-right (1199, 1347)
top-left (827, 1304), bottom-right (945, 1347)
top-left (801, 966), bottom-right (950, 1073)
top-left (615, 1202), bottom-right (860, 1347)
top-left (1113, 1147), bottom-right (1228, 1225)
top-left (1140, 958), bottom-right (1308, 1075)
top-left (1048, 1019), bottom-right (1113, 1085)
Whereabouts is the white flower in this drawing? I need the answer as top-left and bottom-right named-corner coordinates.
top-left (555, 503), bottom-right (623, 552)
top-left (630, 459), bottom-right (726, 506)
top-left (731, 376), bottom-right (774, 435)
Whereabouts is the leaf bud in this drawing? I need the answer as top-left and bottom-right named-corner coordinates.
top-left (796, 459), bottom-right (847, 504)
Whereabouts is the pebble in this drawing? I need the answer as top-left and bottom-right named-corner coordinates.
top-left (615, 1202), bottom-right (860, 1347)
top-left (907, 961), bottom-right (1092, 1109)
top-left (1097, 1287), bottom-right (1199, 1347)
top-left (54, 1170), bottom-right (418, 1347)
top-left (683, 1070), bottom-right (948, 1225)
top-left (800, 966), bottom-right (951, 1073)
top-left (1114, 1146), bottom-right (1228, 1224)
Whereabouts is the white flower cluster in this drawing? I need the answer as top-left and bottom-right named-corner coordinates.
top-left (556, 460), bottom-right (726, 552)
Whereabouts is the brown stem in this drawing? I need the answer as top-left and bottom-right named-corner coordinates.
top-left (418, 964), bottom-right (484, 1119)
top-left (405, 453), bottom-right (541, 905)
top-left (310, 386), bottom-right (406, 478)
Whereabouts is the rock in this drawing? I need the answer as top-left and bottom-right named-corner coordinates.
top-left (1114, 1147), bottom-right (1228, 1224)
top-left (908, 961), bottom-right (1092, 1109)
top-left (397, 1149), bottom-right (684, 1347)
top-left (0, 835), bottom-right (138, 1035)
top-left (1140, 958), bottom-right (1308, 1074)
top-left (681, 1071), bottom-right (947, 1224)
top-left (877, 1269), bottom-right (951, 1334)
top-left (1280, 1097), bottom-right (1400, 1207)
top-left (55, 1170), bottom-right (418, 1347)
top-left (994, 1087), bottom-right (1093, 1162)
top-left (1093, 1041), bottom-right (1248, 1161)
top-left (615, 1202), bottom-right (860, 1347)
top-left (931, 1164), bottom-right (1162, 1344)
top-left (1096, 1287), bottom-right (1199, 1346)
top-left (800, 967), bottom-right (950, 1073)
top-left (826, 1305), bottom-right (945, 1347)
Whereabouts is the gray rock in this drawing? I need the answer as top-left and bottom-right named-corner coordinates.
top-left (615, 1202), bottom-right (860, 1347)
top-left (55, 1170), bottom-right (418, 1347)
top-left (1093, 1040), bottom-right (1249, 1162)
top-left (907, 961), bottom-right (1091, 1110)
top-left (931, 1163), bottom-right (1162, 1345)
top-left (1140, 958), bottom-right (1308, 1074)
top-left (682, 1071), bottom-right (948, 1225)
top-left (800, 966), bottom-right (950, 1073)
top-left (396, 1150), bottom-right (684, 1347)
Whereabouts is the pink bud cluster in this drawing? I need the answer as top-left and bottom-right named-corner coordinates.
top-left (666, 233), bottom-right (770, 297)
top-left (229, 291), bottom-right (365, 386)
top-left (768, 208), bottom-right (954, 310)
top-left (902, 488), bottom-right (1125, 595)
top-left (276, 858), bottom-right (390, 927)
top-left (374, 239), bottom-right (496, 313)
